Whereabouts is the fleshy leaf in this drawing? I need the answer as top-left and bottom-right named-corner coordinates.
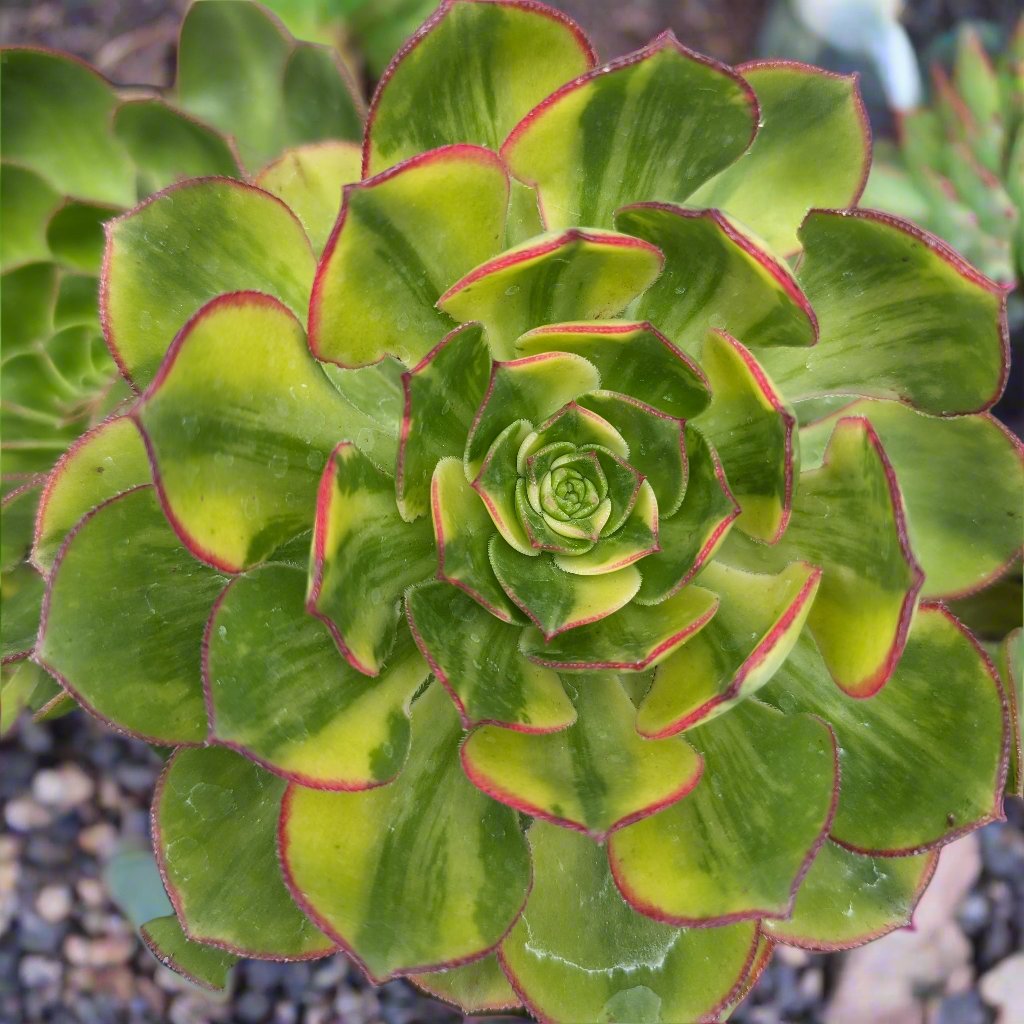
top-left (0, 164), bottom-right (60, 271)
top-left (764, 841), bottom-right (937, 950)
top-left (2, 565), bottom-right (45, 663)
top-left (616, 203), bottom-right (816, 354)
top-left (399, 324), bottom-right (492, 522)
top-left (634, 425), bottom-right (739, 605)
top-left (472, 420), bottom-right (534, 554)
top-left (112, 99), bottom-right (242, 193)
top-left (35, 487), bottom-right (223, 744)
top-left (521, 584), bottom-right (718, 671)
top-left (1, 661), bottom-right (59, 735)
top-left (364, 0), bottom-right (596, 174)
top-left (800, 400), bottom-right (1023, 599)
top-left (609, 698), bottom-right (837, 925)
top-left (0, 49), bottom-right (135, 206)
top-left (721, 416), bottom-right (924, 697)
top-left (759, 210), bottom-right (1008, 416)
top-left (280, 683), bottom-right (531, 983)
top-left (439, 228), bottom-right (664, 358)
top-left (501, 823), bottom-right (759, 1023)
top-left (254, 141), bottom-right (362, 254)
top-left (46, 201), bottom-right (119, 275)
top-left (637, 560), bottom-right (821, 737)
top-left (308, 145), bottom-right (509, 367)
top-left (694, 330), bottom-right (796, 543)
top-left (2, 476), bottom-right (43, 573)
top-left (154, 746), bottom-right (333, 959)
top-left (1, 263), bottom-right (57, 355)
top-left (431, 458), bottom-right (519, 621)
top-left (308, 443), bottom-right (435, 676)
top-left (490, 538), bottom-right (640, 639)
top-left (465, 351), bottom-right (600, 480)
top-left (406, 579), bottom-right (574, 732)
top-left (206, 564), bottom-right (429, 788)
top-left (999, 629), bottom-right (1022, 799)
top-left (136, 292), bottom-right (350, 572)
top-left (502, 33), bottom-right (758, 229)
top-left (140, 915), bottom-right (239, 992)
top-left (414, 955), bottom-right (520, 1014)
top-left (103, 178), bottom-right (316, 388)
top-left (760, 608), bottom-right (1008, 855)
top-left (33, 416), bottom-right (150, 573)
top-left (462, 673), bottom-right (702, 840)
top-left (516, 320), bottom-right (710, 419)
top-left (690, 62), bottom-right (871, 254)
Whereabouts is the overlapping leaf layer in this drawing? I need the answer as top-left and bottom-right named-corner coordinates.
top-left (6, 2), bottom-right (1023, 1020)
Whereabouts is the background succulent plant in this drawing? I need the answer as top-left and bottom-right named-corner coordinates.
top-left (0, 0), bottom-right (364, 730)
top-left (4, 0), bottom-right (1024, 1018)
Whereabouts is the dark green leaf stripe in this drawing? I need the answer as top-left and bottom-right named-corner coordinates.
top-left (501, 823), bottom-right (759, 1023)
top-left (406, 579), bottom-right (574, 732)
top-left (690, 61), bottom-right (871, 255)
top-left (439, 229), bottom-right (664, 357)
top-left (136, 292), bottom-right (351, 573)
top-left (309, 443), bottom-right (435, 676)
top-left (502, 33), bottom-right (758, 229)
top-left (140, 915), bottom-right (239, 993)
top-left (280, 683), bottom-right (532, 982)
top-left (364, 0), bottom-right (596, 174)
top-left (617, 203), bottom-right (816, 354)
top-left (154, 747), bottom-right (334, 959)
top-left (609, 699), bottom-right (838, 925)
top-left (760, 609), bottom-right (1008, 855)
top-left (462, 672), bottom-right (703, 839)
top-left (36, 487), bottom-right (223, 744)
top-left (760, 210), bottom-right (1009, 415)
top-left (103, 177), bottom-right (316, 389)
top-left (206, 565), bottom-right (429, 788)
top-left (308, 145), bottom-right (510, 368)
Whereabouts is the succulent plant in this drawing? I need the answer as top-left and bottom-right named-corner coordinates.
top-left (9, 0), bottom-right (1024, 1016)
top-left (0, 0), bottom-right (364, 731)
top-left (863, 18), bottom-right (1024, 290)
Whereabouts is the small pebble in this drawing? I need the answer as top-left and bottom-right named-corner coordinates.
top-left (78, 822), bottom-right (119, 858)
top-left (4, 797), bottom-right (53, 832)
top-left (236, 990), bottom-right (271, 1022)
top-left (32, 764), bottom-right (94, 809)
top-left (35, 884), bottom-right (72, 923)
top-left (18, 954), bottom-right (62, 989)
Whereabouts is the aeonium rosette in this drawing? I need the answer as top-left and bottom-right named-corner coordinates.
top-left (28, 0), bottom-right (1022, 1017)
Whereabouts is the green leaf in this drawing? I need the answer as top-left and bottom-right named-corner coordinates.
top-left (503, 33), bottom-right (758, 230)
top-left (609, 698), bottom-right (837, 924)
top-left (2, 263), bottom-right (57, 354)
top-left (103, 848), bottom-right (174, 929)
top-left (0, 49), bottom-right (135, 206)
top-left (2, 476), bottom-right (43, 573)
top-left (1, 660), bottom-right (59, 736)
top-left (36, 487), bottom-right (224, 744)
top-left (463, 672), bottom-right (702, 840)
top-left (694, 330), bottom-right (796, 543)
top-left (764, 841), bottom-right (937, 950)
top-left (33, 416), bottom-right (151, 573)
top-left (521, 584), bottom-right (718, 672)
top-left (141, 914), bottom-right (238, 992)
top-left (308, 145), bottom-right (509, 367)
top-left (406, 579), bottom-right (574, 732)
top-left (0, 164), bottom-right (60, 271)
top-left (103, 177), bottom-right (316, 388)
top-left (637, 560), bottom-right (821, 737)
top-left (501, 822), bottom-right (759, 1023)
top-left (176, 0), bottom-right (362, 171)
top-left (516, 320), bottom-right (710, 420)
top-left (280, 683), bottom-right (532, 982)
top-left (308, 442), bottom-right (435, 676)
top-left (207, 564), bottom-right (429, 788)
top-left (999, 628), bottom-right (1022, 799)
top-left (414, 955), bottom-right (520, 1014)
top-left (759, 210), bottom-right (1008, 416)
top-left (690, 62), bottom-right (871, 255)
top-left (799, 400), bottom-right (1023, 599)
top-left (155, 746), bottom-right (333, 958)
top-left (136, 292), bottom-right (350, 572)
top-left (465, 350), bottom-right (599, 480)
top-left (471, 420), bottom-right (534, 554)
top-left (53, 272), bottom-right (100, 331)
top-left (490, 538), bottom-right (640, 639)
top-left (439, 228), bottom-right (664, 358)
top-left (1, 564), bottom-right (45, 663)
top-left (634, 425), bottom-right (739, 605)
top-left (398, 324), bottom-right (492, 522)
top-left (364, 0), bottom-right (596, 174)
top-left (254, 141), bottom-right (361, 255)
top-left (616, 203), bottom-right (816, 354)
top-left (430, 457), bottom-right (520, 622)
top-left (721, 416), bottom-right (924, 697)
top-left (760, 608), bottom-right (1008, 854)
